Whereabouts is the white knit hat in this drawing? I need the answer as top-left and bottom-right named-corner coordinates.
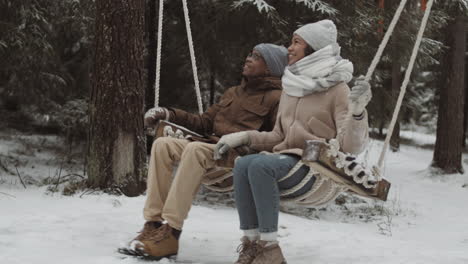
top-left (294, 19), bottom-right (337, 51)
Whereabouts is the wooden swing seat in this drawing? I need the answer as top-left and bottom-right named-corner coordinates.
top-left (154, 120), bottom-right (391, 204)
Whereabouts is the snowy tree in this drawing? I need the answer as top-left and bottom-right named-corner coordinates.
top-left (87, 0), bottom-right (147, 196)
top-left (432, 1), bottom-right (467, 174)
top-left (0, 0), bottom-right (94, 112)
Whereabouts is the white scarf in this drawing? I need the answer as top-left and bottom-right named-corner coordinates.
top-left (282, 43), bottom-right (354, 97)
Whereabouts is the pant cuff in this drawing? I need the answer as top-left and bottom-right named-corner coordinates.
top-left (259, 227), bottom-right (278, 233)
top-left (165, 218), bottom-right (183, 231)
top-left (240, 225), bottom-right (258, 231)
top-left (144, 214), bottom-right (164, 223)
top-left (260, 231), bottom-right (278, 242)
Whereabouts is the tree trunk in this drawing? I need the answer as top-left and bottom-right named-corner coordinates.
top-left (379, 119), bottom-right (384, 138)
top-left (88, 0), bottom-right (147, 196)
top-left (464, 39), bottom-right (468, 148)
top-left (432, 13), bottom-right (466, 174)
top-left (390, 28), bottom-right (401, 152)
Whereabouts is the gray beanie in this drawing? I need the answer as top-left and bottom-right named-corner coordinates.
top-left (254, 43), bottom-right (288, 77)
top-left (294, 19), bottom-right (338, 51)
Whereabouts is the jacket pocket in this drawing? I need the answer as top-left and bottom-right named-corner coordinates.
top-left (307, 117), bottom-right (336, 139)
top-left (237, 101), bottom-right (270, 130)
top-left (240, 101), bottom-right (269, 117)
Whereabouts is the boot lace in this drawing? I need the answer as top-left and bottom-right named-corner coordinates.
top-left (236, 241), bottom-right (257, 263)
top-left (135, 223), bottom-right (169, 242)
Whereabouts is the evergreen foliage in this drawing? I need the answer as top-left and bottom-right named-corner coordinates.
top-left (0, 0), bottom-right (466, 149)
top-left (0, 0), bottom-right (94, 124)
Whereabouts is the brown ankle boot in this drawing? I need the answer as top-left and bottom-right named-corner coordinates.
top-left (131, 223), bottom-right (179, 260)
top-left (234, 236), bottom-right (258, 264)
top-left (133, 221), bottom-right (161, 242)
top-left (119, 221), bottom-right (161, 256)
top-left (251, 240), bottom-right (287, 264)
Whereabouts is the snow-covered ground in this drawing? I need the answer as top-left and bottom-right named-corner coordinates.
top-left (1, 133), bottom-right (468, 264)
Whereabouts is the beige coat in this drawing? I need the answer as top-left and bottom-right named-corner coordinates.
top-left (247, 82), bottom-right (368, 156)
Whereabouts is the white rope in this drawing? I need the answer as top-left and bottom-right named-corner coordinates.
top-left (204, 183), bottom-right (234, 193)
top-left (359, 0), bottom-right (409, 163)
top-left (181, 0), bottom-right (204, 114)
top-left (281, 174), bottom-right (325, 203)
top-left (202, 171), bottom-right (233, 185)
top-left (377, 0), bottom-right (434, 169)
top-left (279, 171), bottom-right (318, 197)
top-left (307, 181), bottom-right (342, 206)
top-left (154, 0), bottom-right (164, 107)
top-left (278, 161), bottom-right (304, 183)
top-left (364, 0), bottom-right (409, 82)
top-left (295, 180), bottom-right (334, 206)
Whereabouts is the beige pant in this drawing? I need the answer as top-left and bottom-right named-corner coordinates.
top-left (143, 137), bottom-right (216, 230)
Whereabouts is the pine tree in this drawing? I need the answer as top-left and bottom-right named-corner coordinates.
top-left (0, 0), bottom-right (94, 112)
top-left (432, 2), bottom-right (467, 174)
top-left (87, 0), bottom-right (147, 196)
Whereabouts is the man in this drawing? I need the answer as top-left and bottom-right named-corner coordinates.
top-left (121, 43), bottom-right (288, 260)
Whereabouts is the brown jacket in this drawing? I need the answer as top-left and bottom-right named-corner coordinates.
top-left (167, 77), bottom-right (282, 141)
top-left (247, 82), bottom-right (369, 156)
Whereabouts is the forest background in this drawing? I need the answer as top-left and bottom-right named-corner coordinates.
top-left (1, 0), bottom-right (467, 195)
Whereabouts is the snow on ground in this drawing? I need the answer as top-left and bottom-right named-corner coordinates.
top-left (0, 132), bottom-right (84, 187)
top-left (371, 127), bottom-right (436, 147)
top-left (1, 132), bottom-right (468, 264)
top-left (399, 130), bottom-right (435, 146)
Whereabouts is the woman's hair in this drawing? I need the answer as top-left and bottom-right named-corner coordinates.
top-left (304, 44), bottom-right (315, 56)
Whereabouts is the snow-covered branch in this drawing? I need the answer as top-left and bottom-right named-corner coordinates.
top-left (232, 0), bottom-right (276, 13)
top-left (232, 0), bottom-right (337, 15)
top-left (293, 0), bottom-right (338, 15)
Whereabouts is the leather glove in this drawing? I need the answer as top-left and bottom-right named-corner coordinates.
top-left (349, 75), bottom-right (372, 117)
top-left (213, 132), bottom-right (250, 160)
top-left (144, 107), bottom-right (168, 127)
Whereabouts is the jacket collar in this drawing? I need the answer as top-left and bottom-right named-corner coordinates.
top-left (241, 76), bottom-right (282, 93)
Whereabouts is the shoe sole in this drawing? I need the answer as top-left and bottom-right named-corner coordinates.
top-left (140, 253), bottom-right (178, 261)
top-left (117, 247), bottom-right (140, 256)
top-left (118, 247), bottom-right (177, 260)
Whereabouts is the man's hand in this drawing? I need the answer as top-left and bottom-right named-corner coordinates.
top-left (213, 132), bottom-right (250, 160)
top-left (144, 107), bottom-right (168, 127)
top-left (349, 75), bottom-right (372, 118)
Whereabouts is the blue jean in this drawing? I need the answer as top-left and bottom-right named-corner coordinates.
top-left (233, 153), bottom-right (315, 233)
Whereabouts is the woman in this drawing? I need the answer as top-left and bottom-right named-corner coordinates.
top-left (214, 20), bottom-right (371, 264)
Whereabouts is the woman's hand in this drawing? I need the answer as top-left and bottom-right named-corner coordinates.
top-left (349, 76), bottom-right (372, 118)
top-left (213, 132), bottom-right (250, 160)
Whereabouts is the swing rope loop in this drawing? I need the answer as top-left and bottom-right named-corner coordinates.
top-left (377, 0), bottom-right (435, 169)
top-left (154, 0), bottom-right (204, 115)
top-left (360, 0), bottom-right (409, 166)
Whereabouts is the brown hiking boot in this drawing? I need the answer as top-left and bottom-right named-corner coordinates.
top-left (133, 221), bottom-right (161, 242)
top-left (130, 223), bottom-right (179, 260)
top-left (119, 221), bottom-right (161, 257)
top-left (234, 236), bottom-right (258, 264)
top-left (251, 240), bottom-right (287, 264)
